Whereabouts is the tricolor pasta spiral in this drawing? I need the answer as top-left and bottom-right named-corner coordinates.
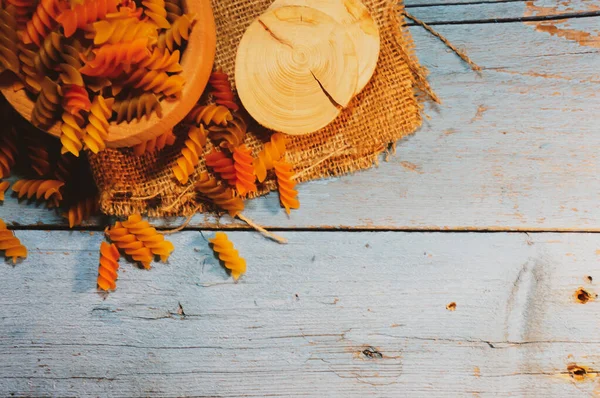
top-left (113, 93), bottom-right (162, 124)
top-left (121, 214), bottom-right (174, 262)
top-left (185, 104), bottom-right (232, 127)
top-left (12, 179), bottom-right (64, 207)
top-left (195, 172), bottom-right (244, 217)
top-left (209, 232), bottom-right (246, 281)
top-left (106, 221), bottom-right (153, 269)
top-left (205, 150), bottom-right (236, 187)
top-left (56, 0), bottom-right (120, 37)
top-left (254, 133), bottom-right (287, 183)
top-left (132, 129), bottom-right (176, 156)
top-left (64, 196), bottom-right (99, 228)
top-left (233, 145), bottom-right (257, 196)
top-left (208, 112), bottom-right (247, 151)
top-left (273, 160), bottom-right (300, 215)
top-left (0, 5), bottom-right (20, 75)
top-left (172, 125), bottom-right (207, 185)
top-left (208, 69), bottom-right (239, 111)
top-left (83, 95), bottom-right (114, 154)
top-left (97, 241), bottom-right (120, 291)
top-left (156, 13), bottom-right (194, 51)
top-left (0, 218), bottom-right (27, 264)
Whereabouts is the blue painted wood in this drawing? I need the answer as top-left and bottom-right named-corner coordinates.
top-left (0, 231), bottom-right (598, 396)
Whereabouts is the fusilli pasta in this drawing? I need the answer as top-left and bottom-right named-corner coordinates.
top-left (80, 38), bottom-right (150, 77)
top-left (138, 47), bottom-right (182, 73)
top-left (209, 69), bottom-right (239, 111)
top-left (142, 0), bottom-right (169, 29)
top-left (208, 112), bottom-right (247, 151)
top-left (113, 92), bottom-right (162, 124)
top-left (106, 220), bottom-right (153, 269)
top-left (83, 95), bottom-right (114, 154)
top-left (31, 76), bottom-right (61, 129)
top-left (97, 241), bottom-right (120, 291)
top-left (64, 196), bottom-right (99, 228)
top-left (0, 218), bottom-right (27, 263)
top-left (0, 131), bottom-right (18, 179)
top-left (60, 112), bottom-right (85, 156)
top-left (56, 0), bottom-right (120, 37)
top-left (34, 31), bottom-right (63, 75)
top-left (25, 137), bottom-right (51, 176)
top-left (6, 0), bottom-right (37, 29)
top-left (164, 0), bottom-right (182, 23)
top-left (21, 0), bottom-right (65, 47)
top-left (0, 181), bottom-right (10, 201)
top-left (18, 43), bottom-right (42, 93)
top-left (209, 232), bottom-right (246, 281)
top-left (273, 160), bottom-right (299, 215)
top-left (12, 179), bottom-right (64, 207)
top-left (90, 18), bottom-right (158, 45)
top-left (156, 13), bottom-right (193, 51)
top-left (253, 133), bottom-right (287, 183)
top-left (122, 68), bottom-right (185, 98)
top-left (233, 145), bottom-right (257, 196)
top-left (0, 5), bottom-right (20, 75)
top-left (205, 149), bottom-right (236, 187)
top-left (185, 104), bottom-right (232, 127)
top-left (121, 214), bottom-right (174, 262)
top-left (195, 172), bottom-right (244, 217)
top-left (172, 125), bottom-right (207, 185)
top-left (132, 129), bottom-right (176, 156)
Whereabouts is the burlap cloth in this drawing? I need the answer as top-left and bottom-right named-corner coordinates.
top-left (89, 0), bottom-right (433, 217)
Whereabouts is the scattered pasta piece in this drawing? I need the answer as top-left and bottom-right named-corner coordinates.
top-left (205, 150), bottom-right (236, 187)
top-left (106, 221), bottom-right (153, 269)
top-left (209, 69), bottom-right (239, 111)
top-left (209, 232), bottom-right (246, 281)
top-left (121, 214), bottom-right (174, 261)
top-left (208, 112), bottom-right (247, 151)
top-left (172, 125), bottom-right (207, 185)
top-left (12, 179), bottom-right (64, 207)
top-left (273, 160), bottom-right (300, 215)
top-left (0, 181), bottom-right (10, 201)
top-left (64, 196), bottom-right (99, 228)
top-left (254, 133), bottom-right (287, 183)
top-left (97, 241), bottom-right (120, 291)
top-left (0, 218), bottom-right (27, 264)
top-left (195, 172), bottom-right (244, 218)
top-left (185, 104), bottom-right (232, 127)
top-left (233, 145), bottom-right (257, 196)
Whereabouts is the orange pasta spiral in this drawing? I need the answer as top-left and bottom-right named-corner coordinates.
top-left (0, 131), bottom-right (18, 179)
top-left (209, 69), bottom-right (239, 111)
top-left (21, 0), bottom-right (65, 47)
top-left (205, 150), bottom-right (236, 187)
top-left (12, 179), bottom-right (64, 207)
top-left (156, 13), bottom-right (193, 51)
top-left (31, 76), bottom-right (61, 129)
top-left (90, 18), bottom-right (158, 45)
top-left (97, 241), bottom-right (120, 291)
top-left (142, 0), bottom-right (169, 29)
top-left (273, 160), bottom-right (300, 215)
top-left (233, 145), bottom-right (257, 196)
top-left (61, 84), bottom-right (92, 116)
top-left (56, 0), bottom-right (120, 37)
top-left (122, 68), bottom-right (185, 98)
top-left (185, 104), bottom-right (232, 127)
top-left (80, 38), bottom-right (150, 77)
top-left (60, 112), bottom-right (85, 156)
top-left (83, 95), bottom-right (114, 154)
top-left (132, 129), bottom-right (176, 156)
top-left (0, 5), bottom-right (20, 75)
top-left (106, 221), bottom-right (153, 269)
top-left (209, 232), bottom-right (246, 281)
top-left (208, 112), bottom-right (247, 151)
top-left (138, 47), bottom-right (182, 73)
top-left (0, 181), bottom-right (10, 201)
top-left (64, 196), bottom-right (99, 228)
top-left (172, 125), bottom-right (207, 185)
top-left (254, 133), bottom-right (287, 183)
top-left (0, 219), bottom-right (27, 264)
top-left (121, 214), bottom-right (174, 262)
top-left (195, 172), bottom-right (244, 217)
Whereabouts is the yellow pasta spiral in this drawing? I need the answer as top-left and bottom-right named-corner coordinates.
top-left (12, 179), bottom-right (64, 207)
top-left (0, 131), bottom-right (18, 179)
top-left (195, 172), bottom-right (244, 217)
top-left (106, 221), bottom-right (154, 269)
top-left (254, 133), bottom-right (287, 183)
top-left (31, 76), bottom-right (61, 129)
top-left (172, 125), bottom-right (207, 185)
top-left (233, 145), bottom-right (257, 196)
top-left (208, 112), bottom-right (247, 151)
top-left (0, 218), bottom-right (27, 264)
top-left (64, 196), bottom-right (99, 228)
top-left (113, 93), bottom-right (162, 124)
top-left (90, 17), bottom-right (158, 45)
top-left (273, 160), bottom-right (300, 215)
top-left (121, 214), bottom-right (175, 262)
top-left (97, 241), bottom-right (120, 291)
top-left (209, 232), bottom-right (246, 281)
top-left (185, 104), bottom-right (232, 127)
top-left (0, 5), bottom-right (20, 75)
top-left (138, 47), bottom-right (182, 73)
top-left (122, 68), bottom-right (185, 98)
top-left (83, 95), bottom-right (114, 154)
top-left (142, 0), bottom-right (170, 29)
top-left (60, 112), bottom-right (85, 157)
top-left (132, 129), bottom-right (176, 156)
top-left (0, 181), bottom-right (10, 201)
top-left (156, 13), bottom-right (194, 51)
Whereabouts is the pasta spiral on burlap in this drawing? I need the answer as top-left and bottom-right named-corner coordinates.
top-left (195, 172), bottom-right (244, 217)
top-left (209, 232), bottom-right (246, 281)
top-left (0, 219), bottom-right (27, 264)
top-left (34, 31), bottom-right (63, 74)
top-left (106, 221), bottom-right (153, 269)
top-left (122, 68), bottom-right (185, 98)
top-left (164, 0), bottom-right (182, 23)
top-left (83, 95), bottom-right (114, 154)
top-left (205, 150), bottom-right (236, 187)
top-left (56, 0), bottom-right (120, 37)
top-left (0, 181), bottom-right (10, 201)
top-left (138, 47), bottom-right (182, 73)
top-left (31, 76), bottom-right (61, 129)
top-left (142, 0), bottom-right (169, 29)
top-left (64, 196), bottom-right (99, 228)
top-left (254, 133), bottom-right (287, 183)
top-left (208, 69), bottom-right (239, 111)
top-left (21, 0), bottom-right (65, 47)
top-left (60, 112), bottom-right (85, 156)
top-left (172, 125), bottom-right (207, 185)
top-left (185, 104), bottom-right (232, 127)
top-left (273, 160), bottom-right (300, 214)
top-left (0, 131), bottom-right (18, 179)
top-left (208, 112), bottom-right (247, 151)
top-left (80, 38), bottom-right (150, 77)
top-left (97, 241), bottom-right (120, 291)
top-left (156, 13), bottom-right (193, 51)
top-left (113, 93), bottom-right (162, 124)
top-left (132, 129), bottom-right (176, 156)
top-left (233, 145), bottom-right (257, 196)
top-left (121, 214), bottom-right (174, 262)
top-left (90, 18), bottom-right (158, 45)
top-left (12, 179), bottom-right (64, 207)
top-left (0, 5), bottom-right (20, 75)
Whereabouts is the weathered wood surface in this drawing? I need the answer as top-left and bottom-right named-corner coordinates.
top-left (1, 231), bottom-right (600, 397)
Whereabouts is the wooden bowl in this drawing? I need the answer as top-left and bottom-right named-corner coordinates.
top-left (0, 0), bottom-right (216, 148)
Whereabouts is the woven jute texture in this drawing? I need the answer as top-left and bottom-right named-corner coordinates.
top-left (89, 0), bottom-right (431, 217)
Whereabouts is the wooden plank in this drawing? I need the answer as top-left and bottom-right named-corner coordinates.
top-left (1, 231), bottom-right (599, 396)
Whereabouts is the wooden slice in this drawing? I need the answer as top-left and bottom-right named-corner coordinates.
top-left (235, 6), bottom-right (359, 136)
top-left (0, 0), bottom-right (216, 148)
top-left (268, 0), bottom-right (380, 95)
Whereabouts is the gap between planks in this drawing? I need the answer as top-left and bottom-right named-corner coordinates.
top-left (406, 10), bottom-right (600, 26)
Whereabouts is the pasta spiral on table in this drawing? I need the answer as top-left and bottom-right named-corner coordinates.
top-left (273, 160), bottom-right (300, 215)
top-left (106, 221), bottom-right (153, 269)
top-left (254, 133), bottom-right (287, 183)
top-left (195, 172), bottom-right (244, 217)
top-left (185, 104), bottom-right (232, 127)
top-left (208, 112), bottom-right (247, 151)
top-left (12, 179), bottom-right (64, 207)
top-left (83, 95), bottom-right (114, 154)
top-left (138, 47), bottom-right (182, 73)
top-left (205, 150), bottom-right (237, 187)
top-left (90, 18), bottom-right (158, 46)
top-left (142, 0), bottom-right (169, 29)
top-left (56, 0), bottom-right (120, 37)
top-left (132, 129), bottom-right (176, 156)
top-left (34, 31), bottom-right (63, 75)
top-left (0, 131), bottom-right (18, 179)
top-left (233, 145), bottom-right (257, 196)
top-left (80, 38), bottom-right (150, 77)
top-left (164, 0), bottom-right (182, 23)
top-left (209, 232), bottom-right (246, 281)
top-left (0, 5), bottom-right (20, 75)
top-left (0, 181), bottom-right (10, 201)
top-left (60, 112), bottom-right (85, 156)
top-left (122, 68), bottom-right (185, 98)
top-left (21, 0), bottom-right (65, 47)
top-left (31, 76), bottom-right (61, 129)
top-left (0, 219), bottom-right (27, 264)
top-left (209, 69), bottom-right (239, 111)
top-left (113, 93), bottom-right (162, 124)
top-left (64, 196), bottom-right (99, 228)
top-left (97, 241), bottom-right (120, 291)
top-left (156, 13), bottom-right (194, 51)
top-left (172, 125), bottom-right (207, 185)
top-left (121, 214), bottom-right (174, 262)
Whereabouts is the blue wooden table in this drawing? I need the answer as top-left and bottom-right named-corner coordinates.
top-left (3, 1), bottom-right (600, 396)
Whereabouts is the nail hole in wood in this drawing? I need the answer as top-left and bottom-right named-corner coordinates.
top-left (362, 346), bottom-right (383, 359)
top-left (586, 275), bottom-right (593, 283)
top-left (574, 287), bottom-right (596, 304)
top-left (446, 302), bottom-right (457, 311)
